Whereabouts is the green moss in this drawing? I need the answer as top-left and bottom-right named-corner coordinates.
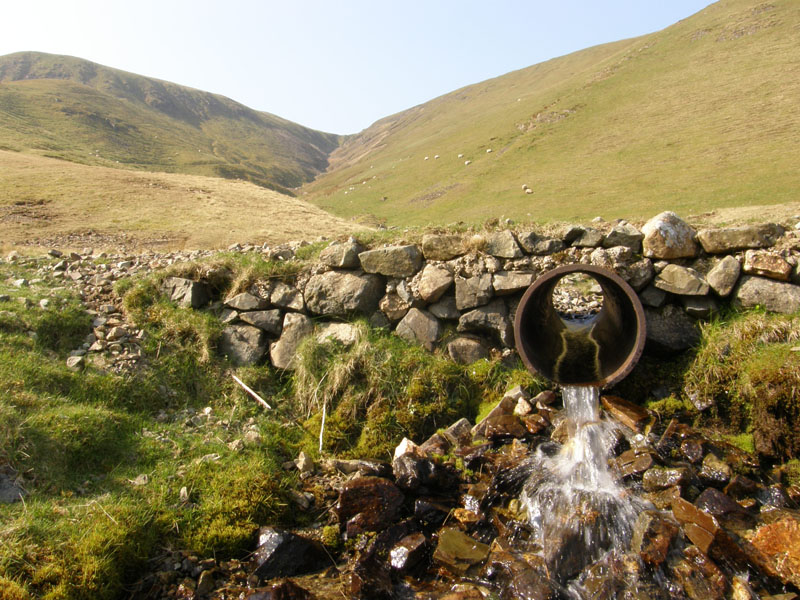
top-left (645, 395), bottom-right (697, 421)
top-left (724, 433), bottom-right (755, 455)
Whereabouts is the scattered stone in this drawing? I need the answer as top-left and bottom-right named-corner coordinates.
top-left (390, 532), bottom-right (428, 573)
top-left (335, 477), bottom-right (404, 537)
top-left (432, 527), bottom-right (490, 575)
top-left (0, 468), bottom-right (25, 504)
top-left (359, 245), bottom-right (423, 278)
top-left (642, 212), bottom-right (699, 259)
top-left (749, 515), bottom-right (800, 588)
top-left (66, 355), bottom-right (84, 371)
top-left (253, 528), bottom-right (330, 580)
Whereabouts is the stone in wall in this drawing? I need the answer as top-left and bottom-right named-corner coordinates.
top-left (644, 304), bottom-right (701, 355)
top-left (706, 256), bottom-right (741, 297)
top-left (162, 277), bottom-right (212, 309)
top-left (270, 313), bottom-right (314, 369)
top-left (642, 212), bottom-right (699, 259)
top-left (734, 276), bottom-right (800, 314)
top-left (697, 224), bottom-right (784, 254)
top-left (239, 309), bottom-right (283, 335)
top-left (447, 336), bottom-right (489, 364)
top-left (485, 231), bottom-right (523, 258)
top-left (654, 265), bottom-right (710, 296)
top-left (455, 274), bottom-right (493, 310)
top-left (319, 239), bottom-right (363, 269)
top-left (743, 250), bottom-right (792, 282)
top-left (416, 265), bottom-right (454, 303)
top-left (603, 223), bottom-right (644, 252)
top-left (226, 292), bottom-right (269, 311)
top-left (421, 234), bottom-right (465, 261)
top-left (395, 308), bottom-right (442, 351)
top-left (220, 324), bottom-right (268, 366)
top-left (359, 245), bottom-right (423, 278)
top-left (270, 281), bottom-right (305, 311)
top-left (304, 271), bottom-right (383, 316)
top-left (457, 299), bottom-right (513, 347)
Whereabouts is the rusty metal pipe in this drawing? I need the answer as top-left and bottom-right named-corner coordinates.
top-left (514, 265), bottom-right (646, 388)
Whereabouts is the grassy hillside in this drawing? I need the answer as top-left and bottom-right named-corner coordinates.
top-left (304, 0), bottom-right (800, 226)
top-left (0, 52), bottom-right (342, 194)
top-left (0, 150), bottom-right (365, 252)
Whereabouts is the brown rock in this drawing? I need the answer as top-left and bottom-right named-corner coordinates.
top-left (749, 516), bottom-right (800, 587)
top-left (335, 477), bottom-right (404, 537)
top-left (600, 395), bottom-right (651, 432)
top-left (743, 250), bottom-right (792, 281)
top-left (671, 546), bottom-right (727, 600)
top-left (631, 510), bottom-right (679, 566)
top-left (642, 212), bottom-right (699, 259)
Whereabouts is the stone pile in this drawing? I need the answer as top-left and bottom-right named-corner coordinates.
top-left (131, 386), bottom-right (800, 599)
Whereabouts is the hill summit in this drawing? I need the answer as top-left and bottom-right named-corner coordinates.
top-left (0, 51), bottom-right (342, 194)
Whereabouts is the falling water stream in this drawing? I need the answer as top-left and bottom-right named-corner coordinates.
top-left (520, 385), bottom-right (649, 595)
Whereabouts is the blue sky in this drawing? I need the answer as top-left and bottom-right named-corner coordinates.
top-left (2, 0), bottom-right (715, 134)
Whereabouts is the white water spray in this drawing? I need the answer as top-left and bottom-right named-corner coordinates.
top-left (520, 385), bottom-right (646, 585)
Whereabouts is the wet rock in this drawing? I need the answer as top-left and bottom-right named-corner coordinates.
top-left (414, 498), bottom-right (451, 527)
top-left (390, 532), bottom-right (429, 573)
top-left (642, 212), bottom-right (699, 259)
top-left (492, 271), bottom-right (536, 295)
top-left (395, 308), bottom-right (441, 351)
top-left (697, 223), bottom-right (784, 254)
top-left (269, 313), bottom-right (313, 370)
top-left (734, 275), bottom-right (800, 314)
top-left (472, 394), bottom-right (515, 438)
top-left (195, 569), bottom-right (215, 596)
top-left (642, 467), bottom-right (693, 492)
top-left (699, 453), bottom-right (732, 486)
top-left (322, 459), bottom-right (391, 478)
top-left (253, 528), bottom-right (330, 580)
top-left (600, 395), bottom-right (650, 432)
top-left (304, 271), bottom-right (383, 316)
top-left (246, 579), bottom-right (316, 599)
top-left (654, 264), bottom-right (709, 296)
top-left (319, 240), bottom-right (363, 268)
top-left (485, 231), bottom-right (523, 258)
top-left (644, 304), bottom-right (701, 355)
top-left (447, 336), bottom-right (489, 364)
top-left (239, 309), bottom-right (283, 335)
top-left (359, 245), bottom-right (423, 278)
top-left (680, 439), bottom-right (704, 464)
top-left (457, 299), bottom-right (513, 347)
top-left (226, 292), bottom-right (269, 311)
top-left (694, 488), bottom-right (754, 529)
top-left (220, 324), bottom-right (268, 366)
top-left (614, 449), bottom-right (655, 479)
top-left (631, 510), bottom-right (679, 566)
top-left (393, 454), bottom-right (458, 494)
top-left (335, 477), bottom-right (404, 536)
top-left (603, 222), bottom-right (644, 252)
top-left (481, 414), bottom-right (527, 440)
top-left (671, 545), bottom-right (727, 600)
top-left (749, 515), bottom-right (800, 588)
top-left (442, 418), bottom-right (474, 448)
top-left (417, 264), bottom-right (454, 303)
top-left (455, 274), bottom-right (493, 310)
top-left (433, 527), bottom-right (490, 575)
top-left (724, 474), bottom-right (759, 499)
top-left (162, 277), bottom-right (212, 308)
top-left (707, 255), bottom-right (741, 297)
top-left (421, 234), bottom-right (465, 261)
top-left (743, 250), bottom-right (793, 281)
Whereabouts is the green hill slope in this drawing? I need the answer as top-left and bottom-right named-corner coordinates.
top-left (0, 52), bottom-right (342, 194)
top-left (304, 0), bottom-right (800, 226)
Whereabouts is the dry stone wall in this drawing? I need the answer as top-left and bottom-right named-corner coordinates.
top-left (207, 211), bottom-right (800, 369)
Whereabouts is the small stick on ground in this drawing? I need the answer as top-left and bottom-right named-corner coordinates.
top-left (231, 374), bottom-right (272, 409)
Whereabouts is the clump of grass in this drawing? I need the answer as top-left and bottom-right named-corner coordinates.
top-left (684, 310), bottom-right (800, 461)
top-left (294, 326), bottom-right (543, 459)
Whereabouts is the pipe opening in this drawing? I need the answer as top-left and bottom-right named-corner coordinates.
top-left (514, 265), bottom-right (646, 388)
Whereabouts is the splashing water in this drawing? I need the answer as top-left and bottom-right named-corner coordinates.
top-left (520, 385), bottom-right (648, 587)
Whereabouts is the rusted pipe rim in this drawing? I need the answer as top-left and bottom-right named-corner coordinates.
top-left (514, 264), bottom-right (646, 388)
